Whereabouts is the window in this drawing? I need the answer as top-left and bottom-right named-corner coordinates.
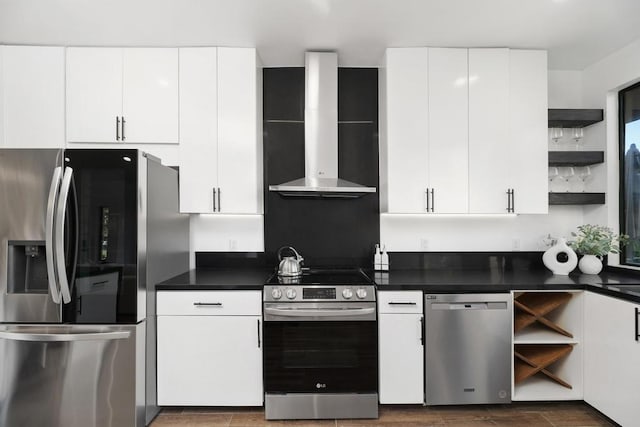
top-left (619, 81), bottom-right (640, 266)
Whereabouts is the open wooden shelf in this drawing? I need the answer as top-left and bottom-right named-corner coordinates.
top-left (548, 109), bottom-right (604, 128)
top-left (548, 151), bottom-right (604, 166)
top-left (514, 344), bottom-right (574, 389)
top-left (514, 292), bottom-right (573, 337)
top-left (548, 192), bottom-right (605, 205)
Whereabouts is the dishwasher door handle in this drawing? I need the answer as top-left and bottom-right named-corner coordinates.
top-left (431, 302), bottom-right (508, 310)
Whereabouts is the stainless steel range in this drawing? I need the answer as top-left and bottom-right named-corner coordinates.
top-left (263, 269), bottom-right (378, 420)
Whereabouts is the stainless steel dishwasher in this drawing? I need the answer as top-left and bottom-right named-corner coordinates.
top-left (424, 293), bottom-right (512, 405)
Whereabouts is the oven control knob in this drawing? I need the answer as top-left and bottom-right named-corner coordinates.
top-left (271, 288), bottom-right (282, 300)
top-left (286, 288), bottom-right (297, 299)
top-left (342, 288), bottom-right (353, 299)
top-left (356, 288), bottom-right (368, 299)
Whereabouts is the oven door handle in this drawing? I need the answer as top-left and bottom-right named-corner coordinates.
top-left (264, 307), bottom-right (375, 317)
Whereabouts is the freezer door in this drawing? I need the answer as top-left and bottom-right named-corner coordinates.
top-left (0, 149), bottom-right (63, 322)
top-left (0, 323), bottom-right (144, 427)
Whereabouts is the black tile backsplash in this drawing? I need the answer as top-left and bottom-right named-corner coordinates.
top-left (263, 67), bottom-right (380, 267)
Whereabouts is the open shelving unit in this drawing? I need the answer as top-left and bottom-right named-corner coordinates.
top-left (512, 291), bottom-right (584, 401)
top-left (547, 109), bottom-right (605, 206)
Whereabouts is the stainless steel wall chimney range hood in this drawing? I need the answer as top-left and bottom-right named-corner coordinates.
top-left (268, 52), bottom-right (377, 198)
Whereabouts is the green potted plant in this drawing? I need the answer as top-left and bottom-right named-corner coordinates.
top-left (568, 224), bottom-right (629, 274)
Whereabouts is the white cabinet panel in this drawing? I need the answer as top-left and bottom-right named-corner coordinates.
top-left (178, 47), bottom-right (218, 213)
top-left (468, 48), bottom-right (510, 214)
top-left (509, 50), bottom-right (548, 214)
top-left (0, 47), bottom-right (3, 147)
top-left (584, 292), bottom-right (640, 426)
top-left (157, 290), bottom-right (262, 316)
top-left (66, 47), bottom-right (123, 143)
top-left (2, 46), bottom-right (65, 148)
top-left (217, 47), bottom-right (262, 214)
top-left (122, 48), bottom-right (178, 144)
top-left (379, 311), bottom-right (424, 403)
top-left (384, 48), bottom-right (429, 213)
top-left (157, 315), bottom-right (263, 406)
top-left (428, 48), bottom-right (468, 213)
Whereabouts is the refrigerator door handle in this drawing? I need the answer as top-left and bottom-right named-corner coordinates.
top-left (55, 167), bottom-right (74, 304)
top-left (45, 166), bottom-right (63, 304)
top-left (0, 330), bottom-right (130, 342)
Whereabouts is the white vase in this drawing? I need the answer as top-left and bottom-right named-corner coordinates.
top-left (542, 237), bottom-right (578, 275)
top-left (578, 254), bottom-right (603, 275)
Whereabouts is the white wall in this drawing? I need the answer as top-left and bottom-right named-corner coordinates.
top-left (580, 37), bottom-right (640, 267)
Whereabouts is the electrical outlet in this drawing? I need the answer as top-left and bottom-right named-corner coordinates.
top-left (512, 238), bottom-right (521, 251)
top-left (229, 239), bottom-right (238, 250)
top-left (420, 238), bottom-right (429, 250)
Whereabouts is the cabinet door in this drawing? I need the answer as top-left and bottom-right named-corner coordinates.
top-left (379, 313), bottom-right (424, 403)
top-left (66, 47), bottom-right (123, 143)
top-left (178, 47), bottom-right (218, 213)
top-left (157, 315), bottom-right (263, 406)
top-left (2, 46), bottom-right (65, 148)
top-left (468, 48), bottom-right (510, 214)
top-left (428, 48), bottom-right (468, 213)
top-left (122, 48), bottom-right (179, 144)
top-left (384, 48), bottom-right (429, 213)
top-left (584, 292), bottom-right (640, 426)
top-left (217, 47), bottom-right (262, 213)
top-left (509, 50), bottom-right (548, 214)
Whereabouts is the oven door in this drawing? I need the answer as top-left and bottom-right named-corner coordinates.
top-left (263, 302), bottom-right (377, 394)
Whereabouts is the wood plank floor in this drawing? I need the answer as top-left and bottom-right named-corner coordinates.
top-left (150, 402), bottom-right (616, 426)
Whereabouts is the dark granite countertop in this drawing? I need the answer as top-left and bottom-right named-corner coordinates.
top-left (156, 268), bottom-right (275, 290)
top-left (156, 267), bottom-right (640, 304)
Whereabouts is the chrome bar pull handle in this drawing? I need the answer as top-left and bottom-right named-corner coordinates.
top-left (212, 188), bottom-right (217, 212)
top-left (257, 319), bottom-right (261, 348)
top-left (635, 307), bottom-right (639, 342)
top-left (116, 116), bottom-right (120, 141)
top-left (55, 167), bottom-right (73, 304)
top-left (193, 302), bottom-right (223, 307)
top-left (46, 166), bottom-right (63, 304)
top-left (388, 302), bottom-right (417, 306)
top-left (420, 316), bottom-right (425, 346)
top-left (121, 116), bottom-right (126, 141)
top-left (425, 189), bottom-right (429, 212)
top-left (430, 188), bottom-right (435, 212)
top-left (217, 187), bottom-right (221, 212)
top-left (511, 189), bottom-right (515, 213)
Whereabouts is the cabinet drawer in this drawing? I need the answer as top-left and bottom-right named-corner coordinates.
top-left (378, 291), bottom-right (423, 314)
top-left (157, 291), bottom-right (262, 316)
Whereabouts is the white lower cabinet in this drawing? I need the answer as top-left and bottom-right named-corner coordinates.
top-left (378, 291), bottom-right (424, 404)
top-left (157, 291), bottom-right (263, 406)
top-left (584, 292), bottom-right (640, 426)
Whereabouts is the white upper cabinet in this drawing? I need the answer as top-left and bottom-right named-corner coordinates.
top-left (66, 48), bottom-right (123, 143)
top-left (468, 48), bottom-right (511, 214)
top-left (217, 47), bottom-right (262, 214)
top-left (66, 47), bottom-right (178, 144)
top-left (179, 47), bottom-right (219, 213)
top-left (509, 50), bottom-right (548, 214)
top-left (122, 49), bottom-right (179, 143)
top-left (381, 47), bottom-right (548, 215)
top-left (383, 48), bottom-right (429, 213)
top-left (428, 48), bottom-right (469, 213)
top-left (179, 47), bottom-right (262, 214)
top-left (2, 46), bottom-right (65, 148)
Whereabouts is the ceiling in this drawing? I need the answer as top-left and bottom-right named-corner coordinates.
top-left (1, 0), bottom-right (639, 69)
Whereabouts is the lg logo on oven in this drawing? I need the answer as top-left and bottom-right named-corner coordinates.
top-left (316, 383), bottom-right (327, 389)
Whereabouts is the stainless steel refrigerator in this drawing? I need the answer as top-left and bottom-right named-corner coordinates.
top-left (0, 149), bottom-right (189, 427)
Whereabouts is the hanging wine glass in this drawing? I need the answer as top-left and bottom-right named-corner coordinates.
top-left (572, 127), bottom-right (584, 150)
top-left (578, 166), bottom-right (591, 192)
top-left (550, 127), bottom-right (564, 144)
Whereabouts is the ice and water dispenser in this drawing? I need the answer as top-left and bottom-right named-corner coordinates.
top-left (7, 241), bottom-right (48, 294)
